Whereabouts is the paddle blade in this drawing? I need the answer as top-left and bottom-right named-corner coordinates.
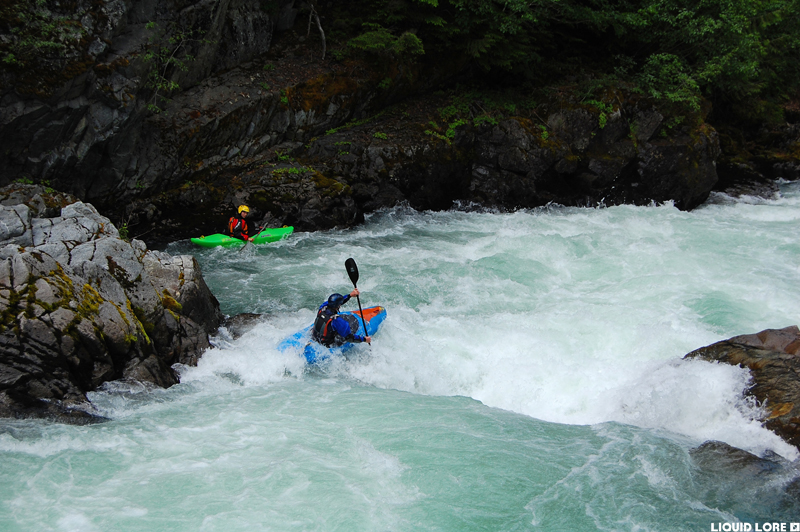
top-left (345, 258), bottom-right (359, 286)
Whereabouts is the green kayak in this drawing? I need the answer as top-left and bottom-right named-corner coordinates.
top-left (190, 226), bottom-right (294, 248)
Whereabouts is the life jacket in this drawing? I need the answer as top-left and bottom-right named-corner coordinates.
top-left (228, 215), bottom-right (249, 240)
top-left (312, 305), bottom-right (338, 346)
top-left (312, 306), bottom-right (359, 347)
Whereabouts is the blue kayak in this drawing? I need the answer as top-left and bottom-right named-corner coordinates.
top-left (277, 306), bottom-right (387, 364)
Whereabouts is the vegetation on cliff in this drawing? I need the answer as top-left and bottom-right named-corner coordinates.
top-left (0, 0), bottom-right (797, 244)
top-left (321, 0), bottom-right (799, 123)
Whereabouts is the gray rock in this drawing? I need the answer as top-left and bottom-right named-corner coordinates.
top-left (0, 205), bottom-right (33, 246)
top-left (633, 108), bottom-right (664, 143)
top-left (0, 187), bottom-right (222, 423)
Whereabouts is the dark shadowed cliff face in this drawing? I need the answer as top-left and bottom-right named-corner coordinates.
top-left (0, 0), bottom-right (295, 231)
top-left (0, 0), bottom-right (747, 248)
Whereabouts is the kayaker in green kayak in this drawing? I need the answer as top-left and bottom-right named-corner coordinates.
top-left (228, 205), bottom-right (253, 242)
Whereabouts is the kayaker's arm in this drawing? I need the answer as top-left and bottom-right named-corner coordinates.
top-left (331, 317), bottom-right (370, 344)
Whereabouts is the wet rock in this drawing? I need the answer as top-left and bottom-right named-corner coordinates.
top-left (222, 313), bottom-right (265, 339)
top-left (685, 326), bottom-right (800, 452)
top-left (0, 186), bottom-right (222, 423)
top-left (690, 440), bottom-right (786, 476)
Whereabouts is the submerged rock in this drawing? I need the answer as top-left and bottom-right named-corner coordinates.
top-left (0, 185), bottom-right (222, 423)
top-left (690, 440), bottom-right (787, 477)
top-left (222, 313), bottom-right (266, 340)
top-left (685, 326), bottom-right (800, 452)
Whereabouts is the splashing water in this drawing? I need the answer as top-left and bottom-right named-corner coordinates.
top-left (2, 183), bottom-right (800, 531)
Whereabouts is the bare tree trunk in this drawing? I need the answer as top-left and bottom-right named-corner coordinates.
top-left (306, 3), bottom-right (326, 60)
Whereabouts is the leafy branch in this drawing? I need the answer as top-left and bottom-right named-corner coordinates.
top-left (0, 0), bottom-right (86, 69)
top-left (141, 22), bottom-right (214, 114)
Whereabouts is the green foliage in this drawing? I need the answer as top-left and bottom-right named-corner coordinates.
top-left (445, 118), bottom-right (468, 138)
top-left (346, 23), bottom-right (424, 61)
top-left (473, 114), bottom-right (498, 127)
top-left (273, 166), bottom-right (311, 175)
top-left (118, 223), bottom-right (130, 241)
top-left (424, 129), bottom-right (450, 144)
top-left (260, 82), bottom-right (271, 91)
top-left (635, 54), bottom-right (702, 110)
top-left (659, 116), bottom-right (685, 136)
top-left (327, 0), bottom-right (800, 116)
top-left (584, 100), bottom-right (615, 129)
top-left (539, 125), bottom-right (549, 141)
top-left (142, 22), bottom-right (214, 114)
top-left (373, 132), bottom-right (389, 140)
top-left (0, 0), bottom-right (86, 69)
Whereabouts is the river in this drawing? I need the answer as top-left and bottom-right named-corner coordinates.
top-left (2, 183), bottom-right (800, 531)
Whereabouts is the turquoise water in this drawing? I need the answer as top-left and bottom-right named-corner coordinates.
top-left (3, 184), bottom-right (800, 530)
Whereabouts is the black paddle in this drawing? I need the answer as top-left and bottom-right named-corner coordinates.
top-left (237, 223), bottom-right (266, 253)
top-left (345, 258), bottom-right (369, 343)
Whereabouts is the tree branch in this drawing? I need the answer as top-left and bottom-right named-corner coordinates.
top-left (306, 3), bottom-right (326, 60)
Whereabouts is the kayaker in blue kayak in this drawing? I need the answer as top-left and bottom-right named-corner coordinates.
top-left (312, 290), bottom-right (372, 347)
top-left (228, 205), bottom-right (253, 242)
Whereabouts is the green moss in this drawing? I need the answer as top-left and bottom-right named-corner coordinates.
top-left (312, 172), bottom-right (350, 197)
top-left (77, 284), bottom-right (103, 316)
top-left (0, 288), bottom-right (23, 333)
top-left (128, 301), bottom-right (152, 345)
top-left (132, 305), bottom-right (155, 338)
top-left (161, 291), bottom-right (183, 314)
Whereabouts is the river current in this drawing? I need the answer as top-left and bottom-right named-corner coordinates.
top-left (2, 183), bottom-right (800, 531)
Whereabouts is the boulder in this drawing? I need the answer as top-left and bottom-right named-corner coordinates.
top-left (0, 185), bottom-right (222, 422)
top-left (685, 326), bottom-right (800, 452)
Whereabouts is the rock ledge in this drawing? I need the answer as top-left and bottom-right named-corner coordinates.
top-left (0, 185), bottom-right (222, 423)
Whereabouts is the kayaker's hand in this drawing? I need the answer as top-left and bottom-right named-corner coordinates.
top-left (350, 288), bottom-right (360, 298)
top-left (248, 237), bottom-right (254, 241)
top-left (364, 336), bottom-right (372, 345)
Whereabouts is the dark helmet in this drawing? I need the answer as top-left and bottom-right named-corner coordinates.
top-left (327, 293), bottom-right (345, 308)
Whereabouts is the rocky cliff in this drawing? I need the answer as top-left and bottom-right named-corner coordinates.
top-left (0, 184), bottom-right (222, 422)
top-left (0, 0), bottom-right (739, 248)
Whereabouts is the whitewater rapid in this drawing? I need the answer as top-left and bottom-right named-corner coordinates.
top-left (176, 185), bottom-right (800, 461)
top-left (4, 184), bottom-right (800, 532)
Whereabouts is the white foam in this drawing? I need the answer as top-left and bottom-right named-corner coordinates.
top-left (176, 187), bottom-right (800, 460)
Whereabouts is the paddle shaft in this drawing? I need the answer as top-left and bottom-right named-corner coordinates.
top-left (345, 258), bottom-right (369, 342)
top-left (237, 224), bottom-right (266, 253)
